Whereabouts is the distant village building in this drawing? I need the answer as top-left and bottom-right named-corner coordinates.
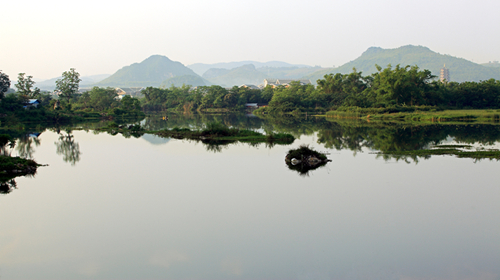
top-left (23, 99), bottom-right (40, 110)
top-left (262, 79), bottom-right (312, 88)
top-left (440, 64), bottom-right (450, 83)
top-left (239, 84), bottom-right (259, 90)
top-left (115, 87), bottom-right (144, 97)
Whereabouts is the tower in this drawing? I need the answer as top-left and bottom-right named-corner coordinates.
top-left (440, 64), bottom-right (450, 83)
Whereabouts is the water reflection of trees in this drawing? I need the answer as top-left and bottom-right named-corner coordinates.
top-left (16, 134), bottom-right (41, 159)
top-left (55, 131), bottom-right (81, 165)
top-left (142, 113), bottom-right (265, 132)
top-left (0, 179), bottom-right (17, 194)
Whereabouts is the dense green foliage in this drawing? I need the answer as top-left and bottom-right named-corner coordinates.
top-left (56, 68), bottom-right (81, 102)
top-left (0, 71), bottom-right (11, 99)
top-left (0, 87), bottom-right (144, 124)
top-left (15, 73), bottom-right (41, 99)
top-left (141, 85), bottom-right (271, 112)
top-left (255, 65), bottom-right (500, 114)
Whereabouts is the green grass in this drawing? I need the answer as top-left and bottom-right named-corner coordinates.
top-left (326, 108), bottom-right (500, 123)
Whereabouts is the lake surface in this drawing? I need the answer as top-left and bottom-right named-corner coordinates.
top-left (1, 115), bottom-right (500, 280)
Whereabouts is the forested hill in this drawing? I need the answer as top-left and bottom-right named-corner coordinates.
top-left (96, 55), bottom-right (201, 87)
top-left (305, 45), bottom-right (500, 83)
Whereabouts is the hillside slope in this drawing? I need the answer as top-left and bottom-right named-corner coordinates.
top-left (305, 45), bottom-right (500, 83)
top-left (204, 64), bottom-right (267, 87)
top-left (97, 55), bottom-right (200, 87)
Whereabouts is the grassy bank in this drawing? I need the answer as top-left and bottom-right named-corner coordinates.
top-left (325, 108), bottom-right (500, 123)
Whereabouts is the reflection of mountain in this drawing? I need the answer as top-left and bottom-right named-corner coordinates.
top-left (141, 134), bottom-right (170, 145)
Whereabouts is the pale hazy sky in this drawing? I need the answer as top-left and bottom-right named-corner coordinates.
top-left (1, 0), bottom-right (499, 80)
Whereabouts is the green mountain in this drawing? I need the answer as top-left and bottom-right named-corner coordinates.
top-left (203, 64), bottom-right (268, 87)
top-left (160, 75), bottom-right (208, 88)
top-left (97, 55), bottom-right (200, 87)
top-left (305, 45), bottom-right (500, 83)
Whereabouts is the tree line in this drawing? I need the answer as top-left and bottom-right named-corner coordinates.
top-left (2, 64), bottom-right (500, 118)
top-left (0, 69), bottom-right (143, 123)
top-left (139, 64), bottom-right (500, 113)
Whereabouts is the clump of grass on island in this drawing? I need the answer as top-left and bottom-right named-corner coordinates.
top-left (284, 145), bottom-right (331, 176)
top-left (286, 145), bottom-right (328, 162)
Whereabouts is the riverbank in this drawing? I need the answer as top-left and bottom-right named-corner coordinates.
top-left (324, 109), bottom-right (500, 123)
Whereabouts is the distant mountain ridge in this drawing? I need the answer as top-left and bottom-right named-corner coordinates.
top-left (201, 64), bottom-right (323, 87)
top-left (97, 55), bottom-right (200, 87)
top-left (202, 64), bottom-right (268, 87)
top-left (188, 61), bottom-right (311, 76)
top-left (305, 45), bottom-right (500, 83)
top-left (32, 46), bottom-right (500, 91)
top-left (36, 74), bottom-right (110, 91)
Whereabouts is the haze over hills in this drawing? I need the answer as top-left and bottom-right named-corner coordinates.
top-left (31, 45), bottom-right (500, 91)
top-left (482, 61), bottom-right (500, 68)
top-left (188, 61), bottom-right (312, 76)
top-left (36, 74), bottom-right (111, 91)
top-left (202, 64), bottom-right (268, 87)
top-left (96, 55), bottom-right (201, 87)
top-left (202, 64), bottom-right (323, 87)
top-left (305, 45), bottom-right (500, 83)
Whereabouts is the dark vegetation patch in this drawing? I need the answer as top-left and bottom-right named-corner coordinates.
top-left (285, 145), bottom-right (331, 176)
top-left (379, 148), bottom-right (500, 160)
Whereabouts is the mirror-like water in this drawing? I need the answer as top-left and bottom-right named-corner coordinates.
top-left (1, 115), bottom-right (499, 279)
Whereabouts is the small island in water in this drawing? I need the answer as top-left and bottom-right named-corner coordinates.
top-left (285, 145), bottom-right (331, 175)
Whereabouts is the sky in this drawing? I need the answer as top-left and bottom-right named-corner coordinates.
top-left (1, 0), bottom-right (500, 80)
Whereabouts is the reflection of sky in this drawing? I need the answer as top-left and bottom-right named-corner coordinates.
top-left (1, 131), bottom-right (499, 279)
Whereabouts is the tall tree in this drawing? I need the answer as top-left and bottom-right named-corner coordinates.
top-left (55, 68), bottom-right (81, 102)
top-left (15, 73), bottom-right (41, 99)
top-left (0, 71), bottom-right (11, 99)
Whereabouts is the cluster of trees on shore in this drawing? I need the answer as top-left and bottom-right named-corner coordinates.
top-left (261, 65), bottom-right (500, 113)
top-left (138, 64), bottom-right (500, 113)
top-left (2, 64), bottom-right (500, 120)
top-left (0, 69), bottom-right (143, 123)
top-left (141, 85), bottom-right (272, 112)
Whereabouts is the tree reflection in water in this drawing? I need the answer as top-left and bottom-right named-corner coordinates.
top-left (55, 131), bottom-right (81, 165)
top-left (0, 179), bottom-right (17, 194)
top-left (16, 134), bottom-right (41, 159)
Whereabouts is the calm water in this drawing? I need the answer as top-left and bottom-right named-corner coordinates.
top-left (1, 116), bottom-right (500, 280)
